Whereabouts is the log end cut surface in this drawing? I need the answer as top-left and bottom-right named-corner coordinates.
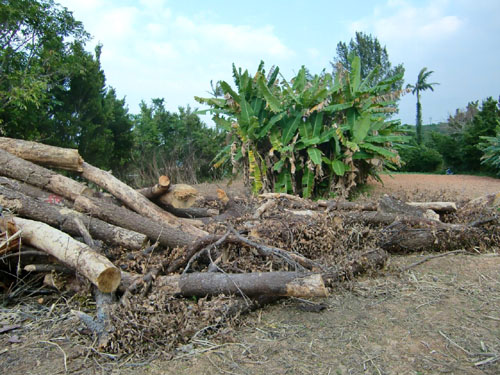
top-left (97, 268), bottom-right (122, 293)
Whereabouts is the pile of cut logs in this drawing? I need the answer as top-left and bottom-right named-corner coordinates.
top-left (1, 136), bottom-right (498, 349)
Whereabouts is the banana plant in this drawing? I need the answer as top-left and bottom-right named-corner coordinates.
top-left (195, 54), bottom-right (409, 198)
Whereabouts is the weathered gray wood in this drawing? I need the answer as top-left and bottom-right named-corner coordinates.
top-left (0, 185), bottom-right (147, 250)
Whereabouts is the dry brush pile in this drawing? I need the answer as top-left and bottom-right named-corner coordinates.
top-left (0, 137), bottom-right (499, 358)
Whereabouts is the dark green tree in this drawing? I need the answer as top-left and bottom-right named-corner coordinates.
top-left (407, 68), bottom-right (439, 144)
top-left (0, 0), bottom-right (88, 123)
top-left (0, 0), bottom-right (133, 171)
top-left (332, 31), bottom-right (405, 90)
top-left (462, 97), bottom-right (500, 171)
top-left (130, 99), bottom-right (225, 186)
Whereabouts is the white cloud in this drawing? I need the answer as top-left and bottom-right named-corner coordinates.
top-left (350, 1), bottom-right (463, 46)
top-left (57, 0), bottom-right (295, 115)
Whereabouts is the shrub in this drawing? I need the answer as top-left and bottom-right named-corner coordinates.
top-left (399, 145), bottom-right (443, 172)
top-left (196, 55), bottom-right (408, 198)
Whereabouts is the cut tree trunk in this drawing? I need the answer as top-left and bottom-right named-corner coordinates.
top-left (155, 271), bottom-right (328, 298)
top-left (5, 217), bottom-right (121, 293)
top-left (0, 148), bottom-right (91, 200)
top-left (406, 202), bottom-right (457, 213)
top-left (0, 176), bottom-right (72, 207)
top-left (156, 184), bottom-right (198, 209)
top-left (161, 205), bottom-right (219, 219)
top-left (81, 162), bottom-right (206, 238)
top-left (74, 195), bottom-right (201, 248)
top-left (0, 185), bottom-right (148, 250)
top-left (137, 175), bottom-right (171, 199)
top-left (0, 137), bottom-right (83, 172)
top-left (380, 222), bottom-right (485, 253)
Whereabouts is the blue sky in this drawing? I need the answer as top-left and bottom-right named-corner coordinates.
top-left (57, 0), bottom-right (500, 125)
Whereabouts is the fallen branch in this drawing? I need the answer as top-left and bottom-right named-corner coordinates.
top-left (6, 217), bottom-right (121, 293)
top-left (401, 250), bottom-right (467, 271)
top-left (0, 137), bottom-right (83, 172)
top-left (74, 194), bottom-right (201, 248)
top-left (136, 175), bottom-right (170, 199)
top-left (0, 148), bottom-right (92, 201)
top-left (156, 271), bottom-right (328, 298)
top-left (0, 185), bottom-right (148, 250)
top-left (81, 162), bottom-right (206, 238)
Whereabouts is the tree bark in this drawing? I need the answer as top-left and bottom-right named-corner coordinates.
top-left (6, 217), bottom-right (121, 293)
top-left (137, 175), bottom-right (170, 199)
top-left (155, 271), bottom-right (328, 298)
top-left (81, 162), bottom-right (206, 238)
top-left (156, 183), bottom-right (199, 209)
top-left (0, 185), bottom-right (148, 250)
top-left (161, 205), bottom-right (219, 219)
top-left (0, 148), bottom-right (91, 200)
top-left (406, 202), bottom-right (457, 213)
top-left (0, 137), bottom-right (84, 172)
top-left (0, 176), bottom-right (73, 207)
top-left (73, 195), bottom-right (201, 248)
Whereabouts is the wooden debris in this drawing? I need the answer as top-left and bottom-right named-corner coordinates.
top-left (81, 162), bottom-right (206, 238)
top-left (0, 137), bottom-right (84, 172)
top-left (0, 185), bottom-right (148, 250)
top-left (7, 217), bottom-right (121, 293)
top-left (156, 183), bottom-right (199, 209)
top-left (156, 271), bottom-right (328, 298)
top-left (137, 175), bottom-right (171, 199)
top-left (0, 148), bottom-right (92, 200)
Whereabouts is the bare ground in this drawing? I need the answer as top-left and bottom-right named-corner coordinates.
top-left (1, 174), bottom-right (499, 375)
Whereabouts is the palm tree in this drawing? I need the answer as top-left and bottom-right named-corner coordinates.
top-left (407, 68), bottom-right (439, 144)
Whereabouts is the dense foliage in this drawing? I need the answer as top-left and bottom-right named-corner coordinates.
top-left (196, 55), bottom-right (408, 198)
top-left (400, 97), bottom-right (500, 175)
top-left (0, 0), bottom-right (134, 171)
top-left (332, 32), bottom-right (405, 90)
top-left (125, 99), bottom-right (226, 186)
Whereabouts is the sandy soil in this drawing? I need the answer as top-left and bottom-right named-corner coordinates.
top-left (1, 174), bottom-right (499, 375)
top-left (369, 173), bottom-right (500, 201)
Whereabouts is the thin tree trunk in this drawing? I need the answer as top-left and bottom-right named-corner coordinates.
top-left (74, 195), bottom-right (201, 248)
top-left (156, 272), bottom-right (328, 298)
top-left (137, 175), bottom-right (170, 199)
top-left (0, 137), bottom-right (84, 172)
top-left (5, 217), bottom-right (121, 293)
top-left (81, 162), bottom-right (206, 238)
top-left (0, 148), bottom-right (91, 201)
top-left (0, 185), bottom-right (148, 250)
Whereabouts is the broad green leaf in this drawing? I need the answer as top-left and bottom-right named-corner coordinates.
top-left (360, 143), bottom-right (397, 159)
top-left (258, 112), bottom-right (284, 137)
top-left (349, 54), bottom-right (361, 94)
top-left (239, 96), bottom-right (254, 128)
top-left (194, 96), bottom-right (226, 108)
top-left (302, 168), bottom-right (314, 198)
top-left (273, 159), bottom-right (285, 172)
top-left (332, 160), bottom-right (347, 176)
top-left (323, 102), bottom-right (354, 113)
top-left (299, 119), bottom-right (313, 140)
top-left (312, 112), bottom-right (324, 138)
top-left (256, 74), bottom-right (282, 112)
top-left (353, 114), bottom-right (371, 142)
top-left (293, 66), bottom-right (306, 91)
top-left (219, 81), bottom-right (240, 103)
top-left (267, 66), bottom-right (280, 87)
top-left (307, 147), bottom-right (323, 165)
top-left (282, 114), bottom-right (301, 145)
top-left (364, 135), bottom-right (409, 143)
top-left (252, 97), bottom-right (264, 116)
top-left (276, 170), bottom-right (292, 193)
top-left (212, 116), bottom-right (232, 131)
